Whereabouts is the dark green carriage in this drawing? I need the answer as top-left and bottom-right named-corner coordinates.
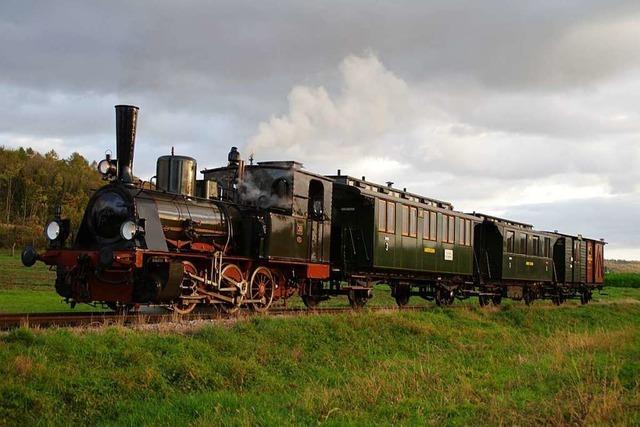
top-left (329, 175), bottom-right (477, 281)
top-left (473, 214), bottom-right (556, 283)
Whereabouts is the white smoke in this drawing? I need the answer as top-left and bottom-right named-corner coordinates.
top-left (245, 54), bottom-right (422, 163)
top-left (243, 53), bottom-right (639, 216)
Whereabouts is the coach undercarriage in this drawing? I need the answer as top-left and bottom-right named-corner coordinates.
top-left (298, 269), bottom-right (602, 310)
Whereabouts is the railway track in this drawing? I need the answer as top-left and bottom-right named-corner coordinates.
top-left (0, 305), bottom-right (427, 330)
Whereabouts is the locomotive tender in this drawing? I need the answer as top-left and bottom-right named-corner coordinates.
top-left (21, 105), bottom-right (605, 312)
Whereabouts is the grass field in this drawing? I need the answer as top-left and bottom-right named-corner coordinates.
top-left (1, 252), bottom-right (640, 424)
top-left (0, 252), bottom-right (103, 313)
top-left (0, 302), bottom-right (639, 425)
top-left (605, 272), bottom-right (640, 288)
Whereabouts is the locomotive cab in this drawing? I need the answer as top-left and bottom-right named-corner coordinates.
top-left (203, 160), bottom-right (333, 267)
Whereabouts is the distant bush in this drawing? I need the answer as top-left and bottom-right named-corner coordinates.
top-left (0, 146), bottom-right (102, 249)
top-left (0, 224), bottom-right (46, 251)
top-left (605, 273), bottom-right (640, 288)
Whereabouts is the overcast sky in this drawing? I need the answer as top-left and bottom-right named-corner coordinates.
top-left (1, 0), bottom-right (639, 259)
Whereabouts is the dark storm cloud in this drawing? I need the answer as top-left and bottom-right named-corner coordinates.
top-left (0, 0), bottom-right (639, 256)
top-left (2, 1), bottom-right (640, 97)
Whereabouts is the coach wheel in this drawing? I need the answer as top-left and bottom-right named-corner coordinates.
top-left (524, 289), bottom-right (534, 306)
top-left (492, 295), bottom-right (502, 305)
top-left (348, 290), bottom-right (369, 309)
top-left (552, 295), bottom-right (563, 306)
top-left (435, 288), bottom-right (454, 306)
top-left (249, 267), bottom-right (275, 312)
top-left (302, 280), bottom-right (323, 309)
top-left (302, 295), bottom-right (321, 308)
top-left (220, 264), bottom-right (245, 314)
top-left (394, 284), bottom-right (411, 307)
top-left (478, 294), bottom-right (490, 307)
top-left (580, 289), bottom-right (591, 305)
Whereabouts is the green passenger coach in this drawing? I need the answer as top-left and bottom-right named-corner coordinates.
top-left (328, 174), bottom-right (480, 306)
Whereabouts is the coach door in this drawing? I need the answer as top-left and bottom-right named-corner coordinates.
top-left (572, 240), bottom-right (580, 282)
top-left (594, 243), bottom-right (604, 283)
top-left (586, 241), bottom-right (594, 283)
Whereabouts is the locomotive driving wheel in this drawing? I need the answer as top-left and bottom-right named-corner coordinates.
top-left (249, 267), bottom-right (275, 312)
top-left (172, 261), bottom-right (199, 315)
top-left (219, 264), bottom-right (246, 314)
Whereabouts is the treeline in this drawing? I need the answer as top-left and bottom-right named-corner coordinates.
top-left (0, 147), bottom-right (103, 249)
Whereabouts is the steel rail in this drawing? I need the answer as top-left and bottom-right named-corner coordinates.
top-left (0, 305), bottom-right (427, 331)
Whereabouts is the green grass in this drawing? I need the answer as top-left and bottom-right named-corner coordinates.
top-left (605, 272), bottom-right (640, 288)
top-left (0, 251), bottom-right (639, 424)
top-left (0, 251), bottom-right (103, 313)
top-left (1, 303), bottom-right (639, 425)
top-left (0, 251), bottom-right (54, 291)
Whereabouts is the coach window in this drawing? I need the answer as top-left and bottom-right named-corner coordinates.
top-left (401, 205), bottom-right (409, 236)
top-left (409, 207), bottom-right (417, 237)
top-left (429, 212), bottom-right (437, 240)
top-left (448, 216), bottom-right (455, 243)
top-left (423, 210), bottom-right (430, 239)
top-left (465, 220), bottom-right (472, 246)
top-left (456, 218), bottom-right (463, 245)
top-left (506, 230), bottom-right (515, 253)
top-left (386, 201), bottom-right (395, 233)
top-left (521, 234), bottom-right (528, 255)
top-left (544, 237), bottom-right (551, 258)
top-left (378, 199), bottom-right (386, 232)
top-left (440, 214), bottom-right (446, 242)
top-left (532, 236), bottom-right (540, 256)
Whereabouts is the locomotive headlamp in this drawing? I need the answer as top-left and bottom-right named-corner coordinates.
top-left (98, 159), bottom-right (111, 174)
top-left (44, 219), bottom-right (70, 245)
top-left (45, 221), bottom-right (61, 240)
top-left (120, 220), bottom-right (138, 240)
top-left (98, 153), bottom-right (117, 178)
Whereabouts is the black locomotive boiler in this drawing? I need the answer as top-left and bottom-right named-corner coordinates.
top-left (22, 105), bottom-right (606, 312)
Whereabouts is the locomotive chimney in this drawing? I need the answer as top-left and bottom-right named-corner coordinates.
top-left (115, 105), bottom-right (139, 184)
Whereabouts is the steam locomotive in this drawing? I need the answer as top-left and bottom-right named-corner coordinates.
top-left (21, 105), bottom-right (606, 313)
